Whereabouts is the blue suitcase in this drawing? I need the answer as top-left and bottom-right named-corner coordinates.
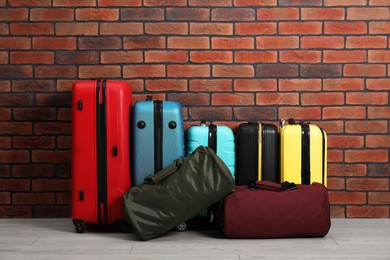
top-left (186, 121), bottom-right (235, 178)
top-left (132, 98), bottom-right (185, 186)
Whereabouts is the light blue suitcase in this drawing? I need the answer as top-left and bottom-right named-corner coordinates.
top-left (186, 121), bottom-right (235, 178)
top-left (132, 98), bottom-right (185, 186)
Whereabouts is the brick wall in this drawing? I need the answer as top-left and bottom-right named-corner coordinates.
top-left (0, 0), bottom-right (389, 218)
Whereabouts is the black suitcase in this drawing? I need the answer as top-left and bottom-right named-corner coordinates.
top-left (236, 122), bottom-right (279, 185)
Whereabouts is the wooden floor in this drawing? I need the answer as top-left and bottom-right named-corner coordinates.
top-left (0, 218), bottom-right (389, 259)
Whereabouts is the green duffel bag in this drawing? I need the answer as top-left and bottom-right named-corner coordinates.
top-left (123, 146), bottom-right (235, 241)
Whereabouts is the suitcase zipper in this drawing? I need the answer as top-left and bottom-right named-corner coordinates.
top-left (154, 101), bottom-right (163, 172)
top-left (208, 123), bottom-right (217, 153)
top-left (301, 123), bottom-right (310, 185)
top-left (96, 79), bottom-right (108, 224)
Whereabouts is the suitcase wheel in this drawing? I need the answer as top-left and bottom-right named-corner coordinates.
top-left (176, 222), bottom-right (187, 232)
top-left (116, 220), bottom-right (131, 233)
top-left (73, 220), bottom-right (85, 233)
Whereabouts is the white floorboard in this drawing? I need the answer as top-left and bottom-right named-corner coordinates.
top-left (0, 218), bottom-right (389, 259)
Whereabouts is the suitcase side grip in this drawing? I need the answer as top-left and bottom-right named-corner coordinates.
top-left (112, 145), bottom-right (118, 157)
top-left (77, 100), bottom-right (83, 111)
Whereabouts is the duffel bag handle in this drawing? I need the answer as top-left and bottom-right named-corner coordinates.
top-left (248, 181), bottom-right (297, 191)
top-left (144, 157), bottom-right (184, 185)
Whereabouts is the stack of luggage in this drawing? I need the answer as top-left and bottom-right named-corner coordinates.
top-left (71, 79), bottom-right (330, 240)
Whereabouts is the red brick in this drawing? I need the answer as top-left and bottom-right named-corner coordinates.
top-left (13, 193), bottom-right (55, 205)
top-left (279, 22), bottom-right (322, 34)
top-left (301, 64), bottom-right (342, 78)
top-left (101, 51), bottom-right (142, 64)
top-left (324, 50), bottom-right (366, 63)
top-left (0, 206), bottom-right (32, 218)
top-left (346, 150), bottom-right (388, 163)
top-left (235, 51), bottom-right (276, 63)
top-left (144, 0), bottom-right (185, 6)
top-left (347, 92), bottom-right (388, 105)
top-left (58, 136), bottom-right (71, 149)
top-left (146, 22), bottom-right (188, 35)
top-left (329, 150), bottom-right (347, 162)
top-left (301, 36), bottom-right (344, 49)
top-left (34, 205), bottom-right (70, 218)
top-left (369, 192), bottom-right (390, 204)
top-left (0, 192), bottom-right (10, 204)
top-left (0, 51), bottom-right (7, 64)
top-left (0, 37), bottom-right (30, 50)
top-left (191, 51), bottom-right (232, 63)
top-left (324, 78), bottom-right (364, 91)
top-left (302, 92), bottom-right (344, 106)
top-left (0, 122), bottom-right (32, 134)
top-left (53, 0), bottom-right (95, 6)
top-left (57, 51), bottom-right (99, 65)
top-left (257, 8), bottom-right (299, 20)
top-left (10, 52), bottom-right (53, 64)
top-left (79, 37), bottom-right (121, 50)
top-left (278, 107), bottom-right (321, 120)
top-left (370, 0), bottom-right (390, 5)
top-left (235, 0), bottom-right (276, 6)
top-left (32, 151), bottom-right (71, 163)
top-left (146, 80), bottom-right (187, 92)
top-left (280, 0), bottom-right (322, 5)
top-left (256, 93), bottom-right (298, 105)
top-left (0, 66), bottom-right (32, 78)
top-left (0, 150), bottom-right (30, 163)
top-left (13, 164), bottom-right (54, 180)
top-left (329, 191), bottom-right (366, 204)
top-left (56, 22), bottom-right (98, 36)
top-left (368, 107), bottom-right (390, 119)
top-left (132, 94), bottom-right (165, 104)
top-left (168, 37), bottom-right (209, 49)
top-left (76, 8), bottom-right (119, 21)
top-left (79, 66), bottom-right (121, 78)
top-left (12, 80), bottom-right (54, 92)
top-left (0, 108), bottom-right (10, 120)
top-left (235, 22), bottom-right (276, 35)
top-left (8, 0), bottom-right (51, 6)
top-left (33, 37), bottom-right (76, 50)
top-left (346, 36), bottom-right (387, 49)
top-left (0, 24), bottom-right (8, 35)
top-left (213, 65), bottom-right (254, 78)
top-left (279, 79), bottom-right (321, 91)
top-left (327, 177), bottom-right (345, 190)
top-left (324, 0), bottom-right (367, 6)
top-left (30, 8), bottom-right (74, 21)
top-left (348, 178), bottom-right (388, 191)
top-left (309, 120), bottom-right (345, 134)
top-left (348, 8), bottom-right (390, 20)
top-left (323, 106), bottom-right (366, 119)
top-left (190, 79), bottom-right (232, 92)
top-left (167, 8), bottom-right (210, 21)
top-left (168, 65), bottom-right (210, 78)
top-left (344, 64), bottom-right (386, 77)
top-left (13, 108), bottom-right (55, 121)
top-left (328, 135), bottom-right (364, 148)
top-left (0, 179), bottom-right (30, 191)
top-left (32, 179), bottom-right (70, 191)
top-left (145, 51), bottom-right (187, 63)
top-left (212, 93), bottom-right (254, 105)
top-left (169, 93), bottom-right (210, 106)
top-left (191, 23), bottom-right (233, 35)
top-left (13, 136), bottom-right (55, 149)
top-left (0, 94), bottom-right (34, 106)
top-left (124, 65), bottom-right (166, 78)
top-left (36, 93), bottom-right (71, 107)
top-left (57, 108), bottom-right (71, 121)
top-left (57, 193), bottom-right (71, 204)
top-left (0, 81), bottom-right (10, 92)
top-left (256, 36), bottom-right (299, 49)
top-left (35, 66), bottom-right (76, 78)
top-left (189, 0), bottom-right (232, 5)
top-left (234, 79), bottom-right (276, 92)
top-left (368, 164), bottom-right (390, 177)
top-left (234, 107), bottom-right (276, 121)
top-left (56, 80), bottom-right (74, 92)
top-left (99, 0), bottom-right (141, 6)
top-left (11, 23), bottom-right (53, 35)
top-left (367, 135), bottom-right (390, 148)
top-left (280, 50), bottom-right (321, 63)
top-left (212, 8), bottom-right (255, 21)
top-left (189, 107), bottom-right (232, 121)
top-left (369, 22), bottom-right (390, 34)
top-left (330, 206), bottom-right (345, 218)
top-left (34, 122), bottom-right (71, 135)
top-left (121, 8), bottom-right (164, 21)
top-left (347, 206), bottom-right (389, 218)
top-left (328, 164), bottom-right (367, 177)
top-left (212, 37), bottom-right (254, 49)
top-left (0, 9), bottom-right (28, 21)
top-left (0, 136), bottom-right (11, 148)
top-left (256, 64), bottom-right (298, 77)
top-left (346, 120), bottom-right (388, 134)
top-left (302, 8), bottom-right (345, 20)
top-left (325, 22), bottom-right (367, 34)
top-left (124, 36), bottom-right (165, 49)
top-left (369, 50), bottom-right (390, 63)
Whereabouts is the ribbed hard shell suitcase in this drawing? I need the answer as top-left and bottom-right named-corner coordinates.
top-left (71, 80), bottom-right (132, 233)
top-left (186, 121), bottom-right (235, 178)
top-left (280, 119), bottom-right (327, 185)
top-left (236, 122), bottom-right (279, 186)
top-left (132, 99), bottom-right (185, 186)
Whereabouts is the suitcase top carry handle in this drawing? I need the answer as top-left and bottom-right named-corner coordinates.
top-left (144, 156), bottom-right (184, 185)
top-left (248, 181), bottom-right (297, 192)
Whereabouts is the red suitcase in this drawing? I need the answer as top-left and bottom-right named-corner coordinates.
top-left (71, 80), bottom-right (132, 233)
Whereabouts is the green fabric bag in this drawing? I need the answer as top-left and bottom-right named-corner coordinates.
top-left (123, 146), bottom-right (235, 241)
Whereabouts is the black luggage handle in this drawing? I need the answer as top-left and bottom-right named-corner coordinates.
top-left (248, 181), bottom-right (297, 191)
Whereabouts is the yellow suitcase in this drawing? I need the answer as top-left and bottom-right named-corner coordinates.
top-left (280, 119), bottom-right (327, 186)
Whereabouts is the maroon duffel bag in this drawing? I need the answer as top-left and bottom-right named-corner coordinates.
top-left (221, 181), bottom-right (331, 238)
